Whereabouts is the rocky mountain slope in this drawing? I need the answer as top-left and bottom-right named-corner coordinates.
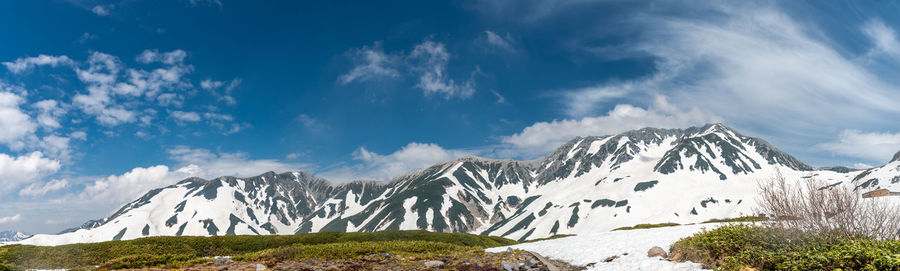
top-left (19, 124), bottom-right (899, 245)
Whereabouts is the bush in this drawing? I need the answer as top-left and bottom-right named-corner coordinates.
top-left (702, 216), bottom-right (768, 224)
top-left (671, 171), bottom-right (900, 270)
top-left (0, 230), bottom-right (515, 270)
top-left (98, 254), bottom-right (206, 269)
top-left (756, 170), bottom-right (900, 240)
top-left (671, 224), bottom-right (900, 270)
top-left (237, 240), bottom-right (482, 261)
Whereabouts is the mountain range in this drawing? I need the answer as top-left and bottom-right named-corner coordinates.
top-left (18, 124), bottom-right (900, 246)
top-left (0, 231), bottom-right (31, 242)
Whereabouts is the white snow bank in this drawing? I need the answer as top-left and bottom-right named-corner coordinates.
top-left (487, 223), bottom-right (726, 271)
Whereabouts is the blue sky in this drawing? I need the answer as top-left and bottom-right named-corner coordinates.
top-left (2, 0), bottom-right (900, 233)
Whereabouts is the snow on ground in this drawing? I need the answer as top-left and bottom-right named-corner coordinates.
top-left (487, 223), bottom-right (725, 271)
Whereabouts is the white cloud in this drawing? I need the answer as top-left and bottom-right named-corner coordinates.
top-left (484, 30), bottom-right (516, 52)
top-left (32, 99), bottom-right (66, 130)
top-left (339, 43), bottom-right (400, 84)
top-left (203, 112), bottom-right (234, 122)
top-left (200, 79), bottom-right (224, 90)
top-left (136, 49), bottom-right (188, 65)
top-left (91, 5), bottom-right (110, 16)
top-left (854, 163), bottom-right (874, 169)
top-left (166, 146), bottom-right (307, 179)
top-left (75, 52), bottom-right (120, 85)
top-left (340, 41), bottom-right (477, 99)
top-left (19, 179), bottom-right (68, 197)
top-left (0, 214), bottom-right (21, 224)
top-left (200, 78), bottom-right (239, 105)
top-left (69, 131), bottom-right (87, 141)
top-left (80, 165), bottom-right (194, 204)
top-left (72, 52), bottom-right (139, 126)
top-left (549, 3), bottom-right (900, 159)
top-left (39, 135), bottom-right (72, 161)
top-left (503, 95), bottom-right (722, 157)
top-left (0, 152), bottom-right (61, 195)
top-left (817, 130), bottom-right (900, 163)
top-left (490, 89), bottom-right (507, 104)
top-left (3, 55), bottom-right (73, 74)
top-left (189, 0), bottom-right (223, 7)
top-left (0, 92), bottom-right (37, 149)
top-left (296, 114), bottom-right (323, 131)
top-left (320, 143), bottom-right (471, 182)
top-left (410, 41), bottom-right (475, 99)
top-left (170, 110), bottom-right (201, 122)
top-left (862, 19), bottom-right (900, 59)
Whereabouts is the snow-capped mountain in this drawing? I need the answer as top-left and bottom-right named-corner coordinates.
top-left (848, 150), bottom-right (900, 191)
top-left (0, 231), bottom-right (31, 242)
top-left (19, 124), bottom-right (898, 246)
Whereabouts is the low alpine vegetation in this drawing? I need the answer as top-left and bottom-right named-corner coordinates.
top-left (612, 223), bottom-right (680, 231)
top-left (671, 171), bottom-right (900, 270)
top-left (0, 230), bottom-right (516, 270)
top-left (701, 216), bottom-right (768, 224)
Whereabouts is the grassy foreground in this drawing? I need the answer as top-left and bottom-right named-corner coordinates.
top-left (670, 224), bottom-right (900, 270)
top-left (0, 230), bottom-right (516, 270)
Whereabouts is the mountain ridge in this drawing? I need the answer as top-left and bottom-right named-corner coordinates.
top-left (18, 123), bottom-right (900, 246)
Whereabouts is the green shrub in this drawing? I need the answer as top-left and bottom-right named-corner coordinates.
top-left (612, 223), bottom-right (679, 231)
top-left (702, 216), bottom-right (768, 224)
top-left (98, 254), bottom-right (206, 269)
top-left (0, 230), bottom-right (516, 270)
top-left (237, 240), bottom-right (481, 261)
top-left (671, 224), bottom-right (900, 271)
top-left (522, 234), bottom-right (574, 243)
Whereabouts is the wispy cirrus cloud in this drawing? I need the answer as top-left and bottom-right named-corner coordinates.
top-left (817, 130), bottom-right (900, 164)
top-left (338, 43), bottom-right (401, 85)
top-left (483, 30), bottom-right (517, 52)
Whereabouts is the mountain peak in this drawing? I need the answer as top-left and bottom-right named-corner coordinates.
top-left (893, 150), bottom-right (900, 163)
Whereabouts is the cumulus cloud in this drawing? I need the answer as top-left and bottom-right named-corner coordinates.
top-left (410, 41), bottom-right (475, 99)
top-left (340, 40), bottom-right (477, 99)
top-left (32, 99), bottom-right (66, 130)
top-left (72, 52), bottom-right (137, 126)
top-left (0, 152), bottom-right (61, 195)
top-left (166, 146), bottom-right (307, 180)
top-left (38, 135), bottom-right (73, 161)
top-left (0, 92), bottom-right (37, 149)
top-left (136, 49), bottom-right (188, 65)
top-left (69, 131), bottom-right (87, 141)
top-left (169, 110), bottom-right (201, 122)
top-left (200, 78), bottom-right (239, 105)
top-left (319, 143), bottom-right (471, 182)
top-left (502, 95), bottom-right (722, 157)
top-left (80, 165), bottom-right (195, 204)
top-left (19, 179), bottom-right (68, 197)
top-left (72, 50), bottom-right (195, 125)
top-left (0, 214), bottom-right (21, 224)
top-left (91, 5), bottom-right (110, 16)
top-left (817, 130), bottom-right (900, 164)
top-left (339, 43), bottom-right (400, 84)
top-left (2, 55), bottom-right (73, 74)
